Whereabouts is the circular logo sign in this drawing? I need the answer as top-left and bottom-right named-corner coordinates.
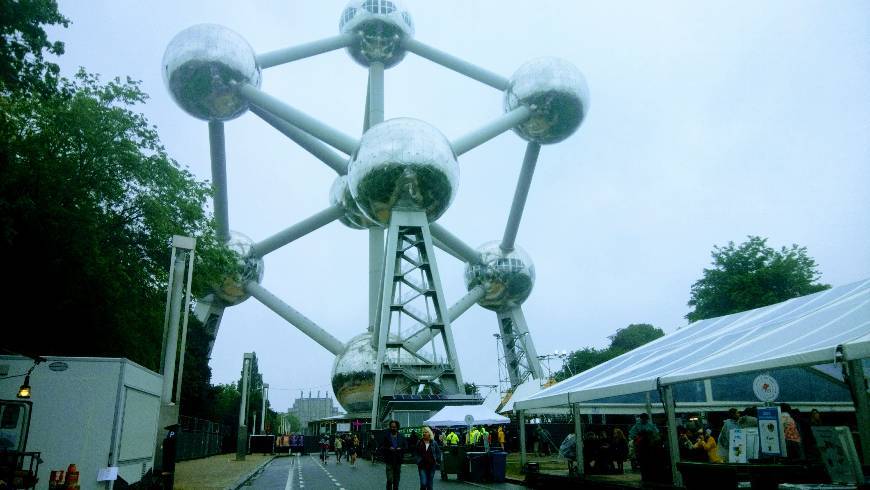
top-left (753, 374), bottom-right (779, 402)
top-left (464, 414), bottom-right (474, 426)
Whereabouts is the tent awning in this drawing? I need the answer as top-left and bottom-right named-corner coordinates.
top-left (424, 404), bottom-right (510, 426)
top-left (516, 278), bottom-right (870, 411)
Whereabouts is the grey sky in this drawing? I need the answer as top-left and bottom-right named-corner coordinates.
top-left (51, 0), bottom-right (870, 412)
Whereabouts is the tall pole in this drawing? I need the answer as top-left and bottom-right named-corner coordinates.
top-left (261, 383), bottom-right (269, 434)
top-left (661, 384), bottom-right (682, 486)
top-left (236, 352), bottom-right (253, 461)
top-left (155, 235), bottom-right (195, 474)
top-left (847, 359), bottom-right (870, 463)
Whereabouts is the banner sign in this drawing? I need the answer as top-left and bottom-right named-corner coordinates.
top-left (757, 406), bottom-right (785, 456)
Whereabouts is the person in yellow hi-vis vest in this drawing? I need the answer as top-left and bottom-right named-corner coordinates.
top-left (446, 430), bottom-right (459, 446)
top-left (468, 427), bottom-right (480, 445)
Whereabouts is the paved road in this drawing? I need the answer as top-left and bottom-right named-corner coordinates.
top-left (246, 454), bottom-right (526, 490)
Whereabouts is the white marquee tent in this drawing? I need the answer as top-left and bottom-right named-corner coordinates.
top-left (516, 278), bottom-right (870, 410)
top-left (513, 278), bottom-right (870, 483)
top-left (424, 404), bottom-right (510, 427)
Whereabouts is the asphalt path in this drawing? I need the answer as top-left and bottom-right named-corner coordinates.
top-left (246, 453), bottom-right (526, 490)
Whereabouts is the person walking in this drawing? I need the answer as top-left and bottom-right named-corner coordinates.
top-left (350, 434), bottom-right (360, 466)
top-left (334, 435), bottom-right (343, 464)
top-left (415, 426), bottom-right (442, 490)
top-left (319, 433), bottom-right (330, 463)
top-left (497, 426), bottom-right (506, 450)
top-left (380, 420), bottom-right (406, 490)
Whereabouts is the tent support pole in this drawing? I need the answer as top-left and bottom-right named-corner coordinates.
top-left (661, 384), bottom-right (682, 486)
top-left (846, 359), bottom-right (870, 463)
top-left (519, 410), bottom-right (527, 469)
top-left (573, 403), bottom-right (584, 477)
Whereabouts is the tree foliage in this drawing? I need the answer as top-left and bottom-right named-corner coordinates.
top-left (0, 0), bottom-right (68, 94)
top-left (686, 236), bottom-right (829, 322)
top-left (0, 1), bottom-right (233, 426)
top-left (554, 324), bottom-right (664, 381)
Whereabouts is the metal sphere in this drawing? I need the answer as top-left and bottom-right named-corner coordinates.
top-left (464, 241), bottom-right (535, 312)
top-left (331, 332), bottom-right (377, 413)
top-left (348, 118), bottom-right (458, 225)
top-left (162, 24), bottom-right (261, 121)
top-left (213, 231), bottom-right (264, 306)
top-left (329, 175), bottom-right (378, 230)
top-left (339, 0), bottom-right (414, 68)
top-left (504, 57), bottom-right (590, 144)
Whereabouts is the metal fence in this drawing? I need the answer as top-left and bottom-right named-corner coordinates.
top-left (176, 415), bottom-right (233, 461)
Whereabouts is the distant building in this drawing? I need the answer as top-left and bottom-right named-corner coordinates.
top-left (288, 391), bottom-right (342, 434)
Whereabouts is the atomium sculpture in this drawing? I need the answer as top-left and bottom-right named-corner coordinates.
top-left (165, 0), bottom-right (589, 426)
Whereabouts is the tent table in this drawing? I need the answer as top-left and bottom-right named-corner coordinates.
top-left (678, 461), bottom-right (828, 490)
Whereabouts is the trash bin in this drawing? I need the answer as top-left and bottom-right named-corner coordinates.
top-left (489, 451), bottom-right (507, 482)
top-left (467, 452), bottom-right (490, 482)
top-left (438, 447), bottom-right (456, 480)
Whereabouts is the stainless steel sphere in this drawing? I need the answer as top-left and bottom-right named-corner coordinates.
top-left (504, 57), bottom-right (589, 144)
top-left (331, 332), bottom-right (378, 413)
top-left (465, 242), bottom-right (535, 312)
top-left (213, 231), bottom-right (264, 306)
top-left (339, 0), bottom-right (414, 68)
top-left (162, 24), bottom-right (261, 121)
top-left (329, 175), bottom-right (378, 230)
top-left (348, 118), bottom-right (458, 225)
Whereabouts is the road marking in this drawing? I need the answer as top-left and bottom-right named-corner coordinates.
top-left (284, 455), bottom-right (296, 490)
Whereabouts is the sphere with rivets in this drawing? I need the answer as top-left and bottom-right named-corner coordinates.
top-left (504, 57), bottom-right (589, 144)
top-left (465, 241), bottom-right (535, 311)
top-left (330, 175), bottom-right (378, 229)
top-left (339, 0), bottom-right (414, 68)
top-left (348, 118), bottom-right (458, 225)
top-left (213, 231), bottom-right (264, 306)
top-left (162, 24), bottom-right (261, 121)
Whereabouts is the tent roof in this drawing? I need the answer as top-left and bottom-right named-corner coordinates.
top-left (424, 404), bottom-right (510, 427)
top-left (517, 278), bottom-right (870, 411)
top-left (498, 378), bottom-right (546, 413)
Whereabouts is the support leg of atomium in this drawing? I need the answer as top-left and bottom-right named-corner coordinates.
top-left (369, 210), bottom-right (464, 426)
top-left (496, 307), bottom-right (544, 386)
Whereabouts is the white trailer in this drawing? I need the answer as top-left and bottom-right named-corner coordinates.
top-left (0, 356), bottom-right (162, 489)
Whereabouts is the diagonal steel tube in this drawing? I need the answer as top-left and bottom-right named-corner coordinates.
top-left (451, 105), bottom-right (533, 156)
top-left (249, 105), bottom-right (348, 174)
top-left (403, 38), bottom-right (509, 91)
top-left (429, 223), bottom-right (482, 264)
top-left (257, 33), bottom-right (355, 69)
top-left (501, 142), bottom-right (541, 252)
top-left (252, 205), bottom-right (345, 257)
top-left (238, 84), bottom-right (359, 155)
top-left (245, 281), bottom-right (345, 355)
top-left (208, 121), bottom-right (230, 243)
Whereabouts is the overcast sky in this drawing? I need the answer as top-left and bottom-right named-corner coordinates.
top-left (51, 0), bottom-right (870, 412)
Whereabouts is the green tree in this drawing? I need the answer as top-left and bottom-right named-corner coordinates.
top-left (464, 382), bottom-right (480, 395)
top-left (608, 324), bottom-right (665, 352)
top-left (0, 0), bottom-right (235, 375)
top-left (554, 323), bottom-right (664, 381)
top-left (686, 236), bottom-right (829, 322)
top-left (0, 0), bottom-right (69, 94)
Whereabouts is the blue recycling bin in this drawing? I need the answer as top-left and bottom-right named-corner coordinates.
top-left (489, 451), bottom-right (507, 482)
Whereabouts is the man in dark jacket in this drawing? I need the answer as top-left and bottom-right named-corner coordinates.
top-left (380, 420), bottom-right (406, 490)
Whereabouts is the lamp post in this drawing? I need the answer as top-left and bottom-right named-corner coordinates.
top-left (236, 352), bottom-right (254, 461)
